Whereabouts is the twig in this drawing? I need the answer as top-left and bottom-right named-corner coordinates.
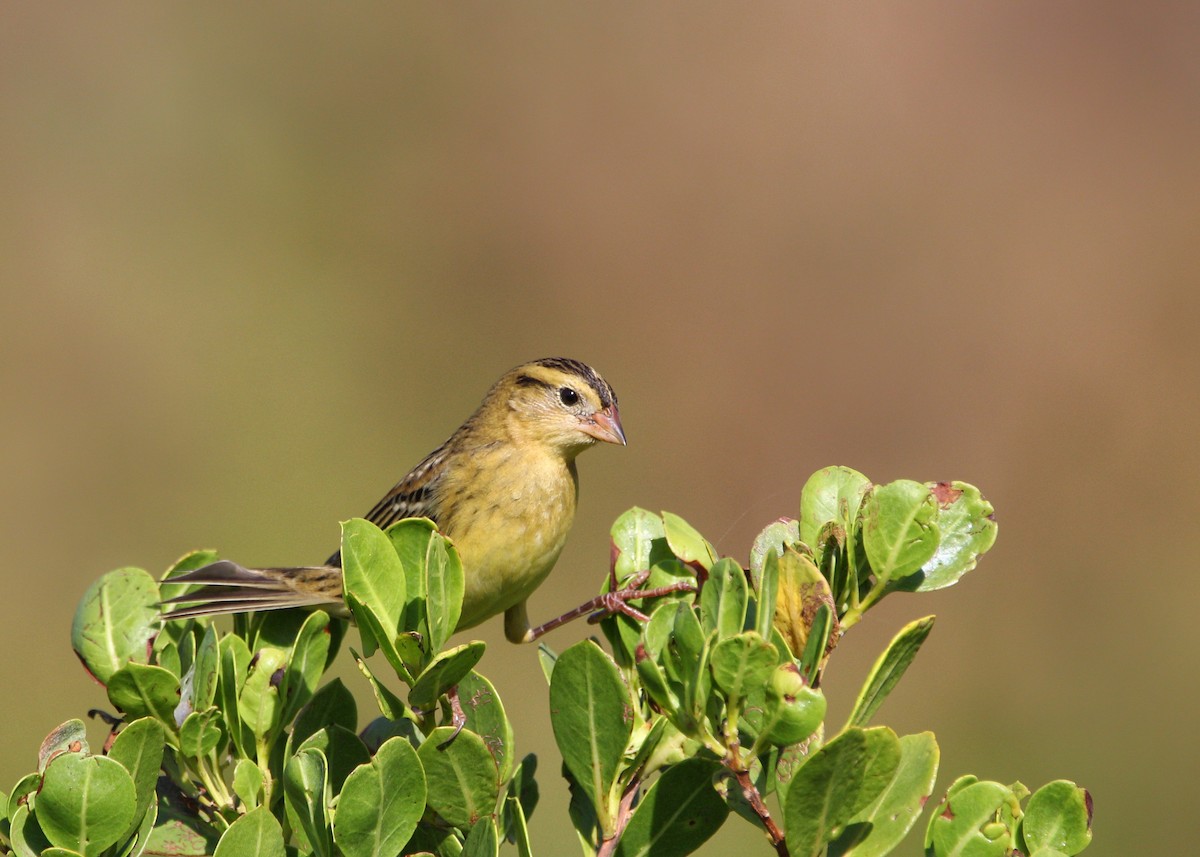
top-left (731, 763), bottom-right (789, 857)
top-left (597, 776), bottom-right (642, 857)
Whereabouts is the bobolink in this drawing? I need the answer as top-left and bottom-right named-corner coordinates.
top-left (163, 357), bottom-right (625, 643)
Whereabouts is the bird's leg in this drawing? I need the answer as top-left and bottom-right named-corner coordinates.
top-left (512, 570), bottom-right (698, 644)
top-left (436, 685), bottom-right (467, 750)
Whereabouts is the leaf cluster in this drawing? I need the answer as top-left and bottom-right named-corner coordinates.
top-left (0, 466), bottom-right (1092, 857)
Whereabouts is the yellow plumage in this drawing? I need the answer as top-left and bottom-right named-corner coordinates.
top-left (162, 357), bottom-right (625, 643)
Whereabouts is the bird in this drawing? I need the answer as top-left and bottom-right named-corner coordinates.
top-left (162, 357), bottom-right (626, 643)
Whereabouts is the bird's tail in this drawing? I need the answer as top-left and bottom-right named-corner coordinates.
top-left (160, 560), bottom-right (347, 620)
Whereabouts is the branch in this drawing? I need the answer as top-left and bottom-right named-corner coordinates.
top-left (597, 775), bottom-right (642, 857)
top-left (730, 762), bottom-right (789, 857)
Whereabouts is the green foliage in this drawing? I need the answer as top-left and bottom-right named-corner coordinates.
top-left (0, 467), bottom-right (1091, 857)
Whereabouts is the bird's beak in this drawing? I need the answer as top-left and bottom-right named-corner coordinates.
top-left (580, 404), bottom-right (627, 446)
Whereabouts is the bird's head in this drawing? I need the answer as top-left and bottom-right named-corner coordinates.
top-left (491, 357), bottom-right (626, 457)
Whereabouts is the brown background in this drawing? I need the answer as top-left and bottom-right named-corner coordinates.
top-left (3, 4), bottom-right (1196, 855)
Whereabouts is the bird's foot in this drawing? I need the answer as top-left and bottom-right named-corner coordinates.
top-left (586, 568), bottom-right (697, 624)
top-left (523, 569), bottom-right (697, 642)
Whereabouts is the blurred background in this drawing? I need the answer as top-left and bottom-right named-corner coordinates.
top-left (2, 3), bottom-right (1196, 854)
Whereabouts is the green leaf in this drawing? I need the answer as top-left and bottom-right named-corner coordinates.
top-left (700, 558), bottom-right (748, 640)
top-left (755, 549), bottom-right (780, 642)
top-left (333, 737), bottom-right (426, 857)
top-left (342, 517), bottom-right (407, 662)
top-left (107, 718), bottom-right (165, 841)
top-left (249, 607), bottom-right (316, 653)
top-left (772, 737), bottom-right (818, 807)
top-left (189, 624), bottom-right (220, 713)
top-left (458, 670), bottom-right (516, 781)
top-left (784, 726), bottom-right (901, 857)
top-left (156, 638), bottom-right (183, 682)
top-left (404, 823), bottom-right (463, 856)
top-left (846, 616), bottom-right (935, 729)
top-left (661, 512), bottom-right (717, 569)
top-left (179, 709), bottom-right (224, 759)
top-left (164, 549), bottom-right (221, 577)
top-left (462, 816), bottom-right (499, 857)
top-left (9, 804), bottom-right (54, 857)
top-left (709, 632), bottom-right (777, 706)
top-left (409, 642), bottom-right (487, 711)
top-left (213, 807), bottom-right (285, 857)
top-left (38, 753), bottom-right (137, 857)
top-left (566, 762), bottom-right (601, 857)
top-left (799, 467), bottom-right (871, 549)
top-left (549, 641), bottom-right (634, 836)
top-left (895, 482), bottom-right (998, 592)
top-left (668, 600), bottom-right (706, 665)
top-left (667, 603), bottom-right (713, 731)
top-left (216, 634), bottom-right (252, 759)
top-left (238, 646), bottom-right (288, 739)
top-left (510, 753), bottom-right (540, 825)
top-left (72, 568), bottom-right (161, 685)
top-left (292, 677), bottom-right (358, 750)
top-left (799, 603), bottom-right (832, 685)
top-left (418, 727), bottom-right (500, 829)
top-left (603, 559), bottom-right (696, 668)
top-left (750, 518), bottom-right (800, 588)
top-left (106, 664), bottom-right (180, 727)
top-left (611, 508), bottom-right (666, 581)
top-left (352, 649), bottom-right (414, 721)
top-left (637, 720), bottom-right (701, 780)
top-left (232, 759), bottom-right (266, 809)
top-left (116, 791), bottom-right (157, 857)
top-left (925, 779), bottom-right (1022, 857)
top-left (360, 716), bottom-right (425, 754)
top-left (383, 516), bottom-right (434, 614)
top-left (641, 600), bottom-right (679, 659)
top-left (38, 720), bottom-right (89, 773)
top-left (284, 747), bottom-right (333, 857)
top-left (1021, 780), bottom-right (1092, 856)
top-left (634, 647), bottom-right (679, 715)
top-left (296, 725), bottom-right (371, 795)
top-left (829, 732), bottom-right (940, 857)
top-left (615, 758), bottom-right (728, 857)
top-left (8, 772), bottom-right (42, 817)
top-left (506, 792), bottom-right (533, 857)
top-left (861, 480), bottom-right (940, 583)
top-left (142, 790), bottom-right (220, 856)
top-left (537, 643), bottom-right (557, 684)
top-left (421, 527), bottom-right (466, 653)
top-left (277, 609), bottom-right (332, 727)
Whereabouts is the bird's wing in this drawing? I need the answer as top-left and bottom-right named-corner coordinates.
top-left (324, 442), bottom-right (450, 565)
top-left (363, 443), bottom-right (447, 529)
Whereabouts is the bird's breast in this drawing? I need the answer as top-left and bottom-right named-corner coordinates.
top-left (443, 448), bottom-right (579, 630)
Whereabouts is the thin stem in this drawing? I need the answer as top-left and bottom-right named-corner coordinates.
top-left (841, 579), bottom-right (888, 629)
top-left (204, 755), bottom-right (234, 808)
top-left (729, 763), bottom-right (789, 857)
top-left (597, 776), bottom-right (642, 857)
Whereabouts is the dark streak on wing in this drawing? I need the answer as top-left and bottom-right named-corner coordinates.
top-left (326, 443), bottom-right (447, 566)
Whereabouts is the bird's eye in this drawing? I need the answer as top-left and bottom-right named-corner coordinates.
top-left (559, 387), bottom-right (579, 406)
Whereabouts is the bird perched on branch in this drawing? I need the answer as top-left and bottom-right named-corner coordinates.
top-left (162, 357), bottom-right (627, 643)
